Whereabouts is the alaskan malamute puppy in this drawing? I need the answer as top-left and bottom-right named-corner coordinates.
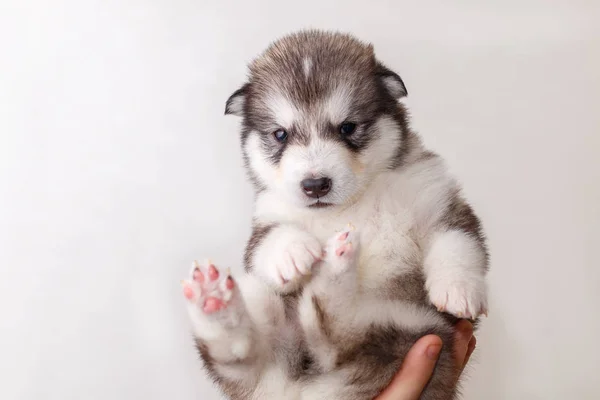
top-left (181, 30), bottom-right (489, 400)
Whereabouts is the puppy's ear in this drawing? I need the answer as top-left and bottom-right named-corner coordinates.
top-left (376, 63), bottom-right (407, 99)
top-left (225, 84), bottom-right (249, 116)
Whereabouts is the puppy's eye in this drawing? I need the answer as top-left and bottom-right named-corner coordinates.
top-left (340, 122), bottom-right (357, 136)
top-left (273, 129), bottom-right (288, 143)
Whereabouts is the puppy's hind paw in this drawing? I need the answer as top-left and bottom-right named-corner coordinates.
top-left (182, 260), bottom-right (237, 315)
top-left (324, 226), bottom-right (360, 274)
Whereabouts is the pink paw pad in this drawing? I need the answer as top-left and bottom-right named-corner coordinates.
top-left (208, 264), bottom-right (219, 281)
top-left (183, 284), bottom-right (195, 300)
top-left (225, 276), bottom-right (234, 290)
top-left (182, 260), bottom-right (236, 314)
top-left (203, 297), bottom-right (225, 313)
top-left (335, 243), bottom-right (352, 257)
top-left (193, 269), bottom-right (204, 283)
top-left (333, 228), bottom-right (355, 258)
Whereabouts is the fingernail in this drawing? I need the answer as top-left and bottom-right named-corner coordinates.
top-left (467, 336), bottom-right (477, 353)
top-left (426, 344), bottom-right (442, 360)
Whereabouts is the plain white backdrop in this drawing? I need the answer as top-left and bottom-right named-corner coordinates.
top-left (1, 1), bottom-right (599, 399)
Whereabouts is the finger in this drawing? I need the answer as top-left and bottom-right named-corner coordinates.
top-left (375, 335), bottom-right (442, 400)
top-left (460, 335), bottom-right (477, 374)
top-left (453, 320), bottom-right (473, 370)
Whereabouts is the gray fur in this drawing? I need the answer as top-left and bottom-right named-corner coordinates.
top-left (243, 222), bottom-right (276, 272)
top-left (230, 30), bottom-right (412, 168)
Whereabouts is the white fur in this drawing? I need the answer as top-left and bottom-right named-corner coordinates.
top-left (267, 93), bottom-right (299, 128)
top-left (299, 285), bottom-right (446, 349)
top-left (358, 117), bottom-right (402, 173)
top-left (187, 305), bottom-right (226, 341)
top-left (298, 286), bottom-right (340, 371)
top-left (245, 132), bottom-right (277, 187)
top-left (424, 230), bottom-right (488, 318)
top-left (300, 373), bottom-right (350, 400)
top-left (303, 57), bottom-right (312, 80)
top-left (252, 366), bottom-right (298, 399)
top-left (277, 137), bottom-right (360, 207)
top-left (323, 85), bottom-right (352, 123)
top-left (252, 148), bottom-right (455, 286)
top-left (354, 300), bottom-right (446, 331)
top-left (236, 274), bottom-right (285, 331)
top-left (230, 337), bottom-right (251, 359)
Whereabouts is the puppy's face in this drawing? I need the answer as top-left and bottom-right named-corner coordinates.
top-left (226, 31), bottom-right (409, 209)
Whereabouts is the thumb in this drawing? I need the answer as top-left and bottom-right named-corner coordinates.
top-left (375, 335), bottom-right (442, 400)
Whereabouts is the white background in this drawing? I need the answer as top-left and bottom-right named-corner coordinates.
top-left (1, 1), bottom-right (599, 399)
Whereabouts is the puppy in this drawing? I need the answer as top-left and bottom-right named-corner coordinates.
top-left (181, 30), bottom-right (489, 400)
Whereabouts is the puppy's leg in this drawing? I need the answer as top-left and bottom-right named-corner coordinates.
top-left (298, 226), bottom-right (361, 371)
top-left (182, 261), bottom-right (267, 398)
top-left (314, 225), bottom-right (362, 308)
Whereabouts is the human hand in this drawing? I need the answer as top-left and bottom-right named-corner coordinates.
top-left (374, 320), bottom-right (476, 400)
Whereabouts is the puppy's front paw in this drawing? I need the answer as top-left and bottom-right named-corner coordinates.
top-left (424, 230), bottom-right (489, 319)
top-left (253, 227), bottom-right (323, 292)
top-left (427, 275), bottom-right (488, 319)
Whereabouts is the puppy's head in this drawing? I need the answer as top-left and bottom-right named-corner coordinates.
top-left (226, 30), bottom-right (410, 209)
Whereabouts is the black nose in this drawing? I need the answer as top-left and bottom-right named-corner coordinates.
top-left (301, 177), bottom-right (332, 198)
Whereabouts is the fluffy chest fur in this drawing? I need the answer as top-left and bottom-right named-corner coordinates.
top-left (253, 155), bottom-right (454, 296)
